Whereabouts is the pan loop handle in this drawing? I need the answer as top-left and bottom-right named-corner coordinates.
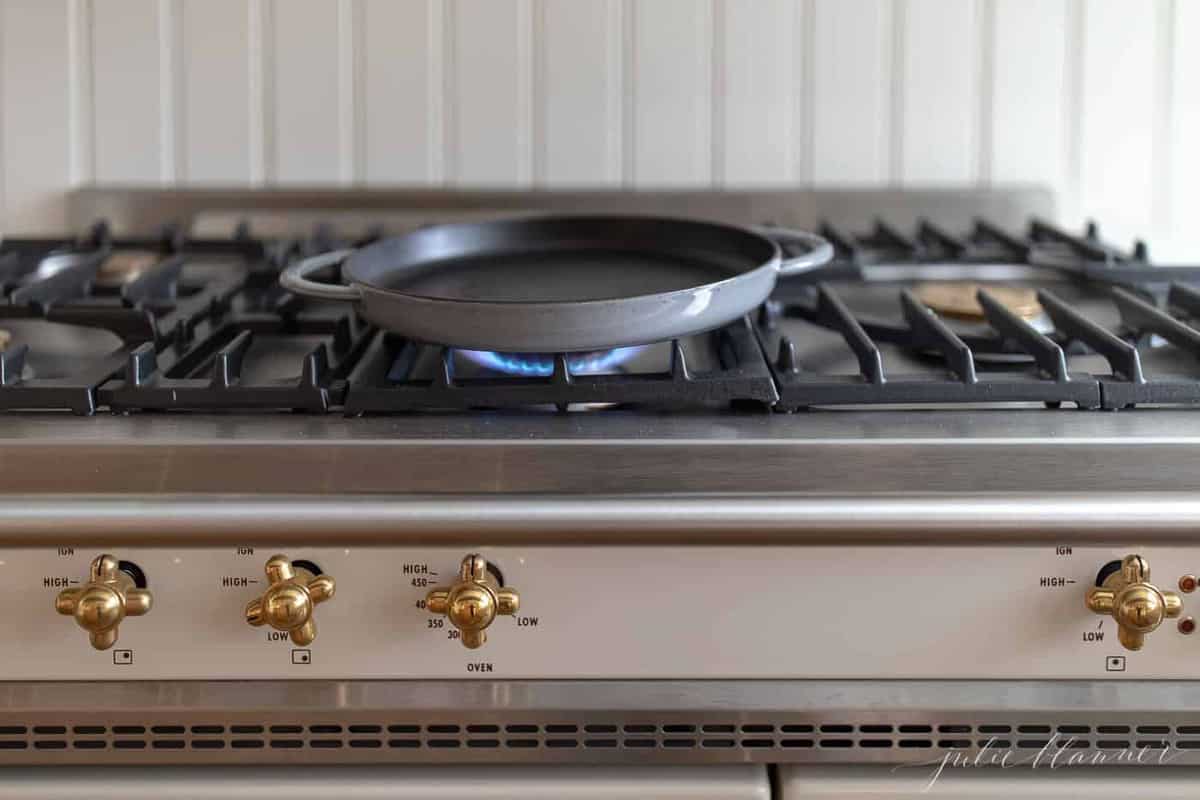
top-left (758, 227), bottom-right (835, 277)
top-left (279, 249), bottom-right (362, 302)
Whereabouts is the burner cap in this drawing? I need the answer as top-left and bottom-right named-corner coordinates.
top-left (915, 282), bottom-right (1041, 321)
top-left (34, 251), bottom-right (87, 279)
top-left (94, 251), bottom-right (160, 287)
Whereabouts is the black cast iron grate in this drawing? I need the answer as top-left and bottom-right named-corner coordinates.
top-left (94, 231), bottom-right (375, 413)
top-left (0, 222), bottom-right (369, 414)
top-left (0, 222), bottom-right (262, 413)
top-left (341, 316), bottom-right (779, 414)
top-left (3, 216), bottom-right (1200, 414)
top-left (765, 217), bottom-right (1200, 411)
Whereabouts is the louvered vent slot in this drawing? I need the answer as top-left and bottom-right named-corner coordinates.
top-left (0, 719), bottom-right (1193, 760)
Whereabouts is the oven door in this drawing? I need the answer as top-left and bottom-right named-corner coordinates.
top-left (781, 766), bottom-right (1200, 797)
top-left (0, 765), bottom-right (769, 799)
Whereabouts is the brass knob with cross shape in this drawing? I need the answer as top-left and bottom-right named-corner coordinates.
top-left (1086, 555), bottom-right (1183, 651)
top-left (244, 555), bottom-right (335, 646)
top-left (426, 554), bottom-right (520, 649)
top-left (55, 554), bottom-right (153, 650)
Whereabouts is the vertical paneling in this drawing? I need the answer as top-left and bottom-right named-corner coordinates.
top-left (1077, 0), bottom-right (1156, 244)
top-left (1170, 0), bottom-right (1200, 258)
top-left (68, 0), bottom-right (95, 188)
top-left (336, 0), bottom-right (359, 183)
top-left (630, 0), bottom-right (712, 186)
top-left (91, 0), bottom-right (165, 183)
top-left (1, 0), bottom-right (72, 231)
top-left (180, 0), bottom-right (251, 183)
top-left (539, 0), bottom-right (620, 185)
top-left (989, 0), bottom-right (1067, 187)
top-left (897, 0), bottom-right (981, 183)
top-left (810, 0), bottom-right (891, 184)
top-left (719, 0), bottom-right (798, 185)
top-left (362, 0), bottom-right (439, 184)
top-left (270, 0), bottom-right (342, 183)
top-left (0, 0), bottom-right (1198, 254)
top-left (448, 0), bottom-right (532, 185)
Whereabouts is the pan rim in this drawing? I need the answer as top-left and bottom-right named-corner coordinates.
top-left (340, 213), bottom-right (784, 309)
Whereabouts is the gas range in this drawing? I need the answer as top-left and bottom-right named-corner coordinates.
top-left (3, 188), bottom-right (1200, 795)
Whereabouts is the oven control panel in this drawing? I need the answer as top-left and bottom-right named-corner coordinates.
top-left (6, 544), bottom-right (1200, 680)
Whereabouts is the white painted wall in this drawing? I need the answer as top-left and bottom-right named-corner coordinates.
top-left (0, 0), bottom-right (1196, 258)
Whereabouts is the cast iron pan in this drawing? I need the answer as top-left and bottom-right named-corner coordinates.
top-left (279, 215), bottom-right (833, 352)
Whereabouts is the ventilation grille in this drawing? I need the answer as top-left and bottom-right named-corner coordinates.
top-left (0, 720), bottom-right (1196, 760)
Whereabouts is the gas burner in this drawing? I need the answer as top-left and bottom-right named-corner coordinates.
top-left (458, 347), bottom-right (646, 377)
top-left (93, 250), bottom-right (160, 288)
top-left (344, 317), bottom-right (778, 413)
top-left (914, 282), bottom-right (1041, 321)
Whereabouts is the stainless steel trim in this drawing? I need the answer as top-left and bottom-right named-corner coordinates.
top-left (5, 411), bottom-right (1200, 495)
top-left (68, 187), bottom-right (1054, 236)
top-left (4, 679), bottom-right (1199, 714)
top-left (1, 494), bottom-right (1200, 545)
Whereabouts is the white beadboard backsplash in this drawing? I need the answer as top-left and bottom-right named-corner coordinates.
top-left (0, 0), bottom-right (1196, 258)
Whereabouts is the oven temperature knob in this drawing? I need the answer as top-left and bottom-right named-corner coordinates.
top-left (1086, 555), bottom-right (1182, 651)
top-left (426, 554), bottom-right (520, 649)
top-left (54, 554), bottom-right (153, 650)
top-left (244, 555), bottom-right (335, 646)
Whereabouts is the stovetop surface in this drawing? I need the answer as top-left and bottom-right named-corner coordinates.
top-left (4, 186), bottom-right (1200, 496)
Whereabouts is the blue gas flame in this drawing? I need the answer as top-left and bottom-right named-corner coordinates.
top-left (459, 347), bottom-right (646, 377)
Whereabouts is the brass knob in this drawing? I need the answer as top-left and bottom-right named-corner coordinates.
top-left (245, 555), bottom-right (335, 646)
top-left (1087, 555), bottom-right (1183, 651)
top-left (55, 555), bottom-right (153, 650)
top-left (426, 554), bottom-right (519, 649)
